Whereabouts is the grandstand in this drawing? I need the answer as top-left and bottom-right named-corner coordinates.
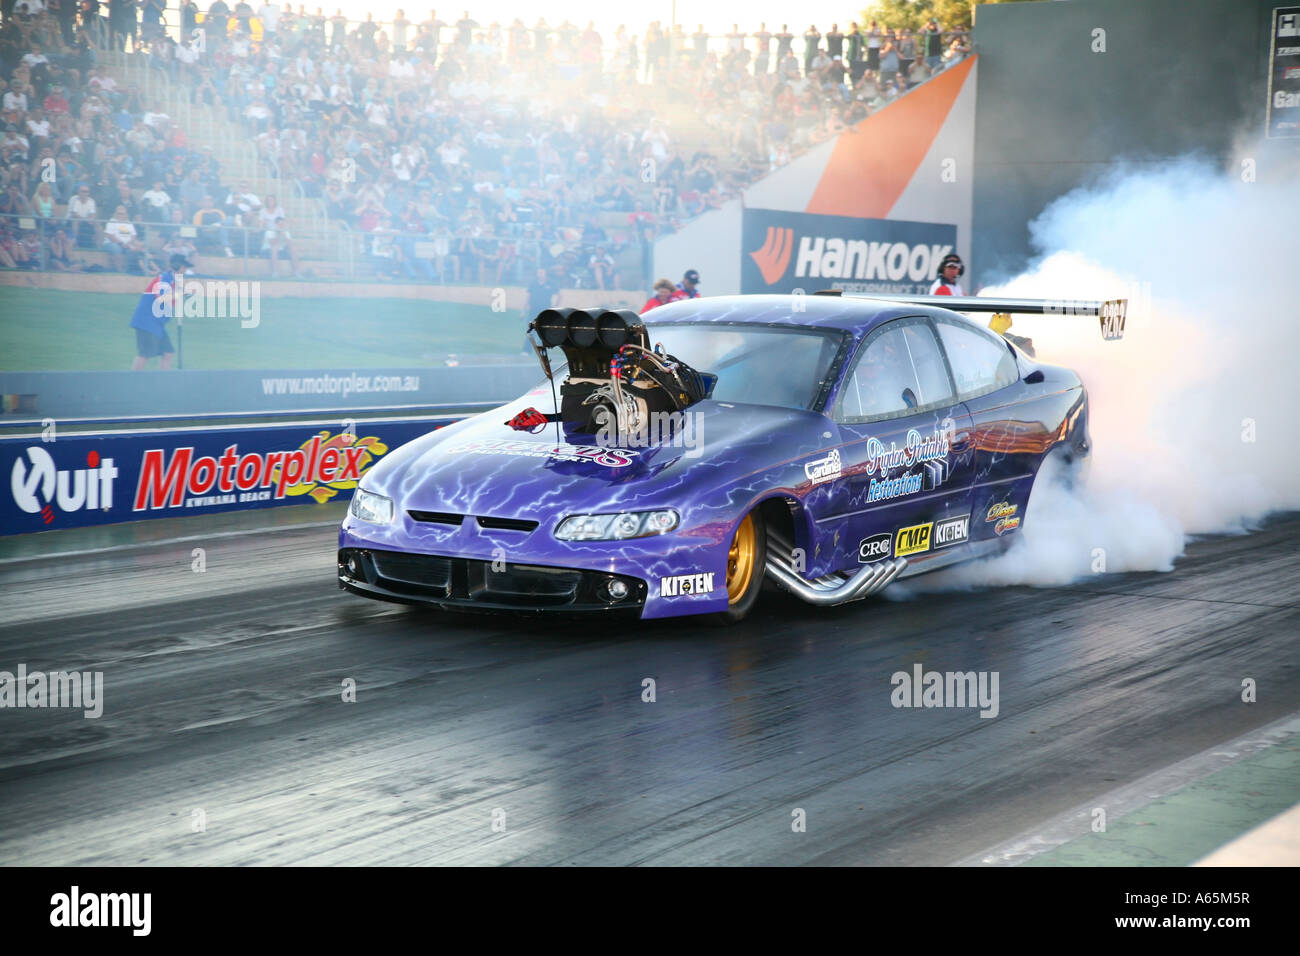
top-left (0, 5), bottom-right (971, 291)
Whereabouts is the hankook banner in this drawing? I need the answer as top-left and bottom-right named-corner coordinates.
top-left (741, 208), bottom-right (957, 296)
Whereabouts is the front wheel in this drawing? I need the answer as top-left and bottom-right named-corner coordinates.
top-left (708, 509), bottom-right (767, 625)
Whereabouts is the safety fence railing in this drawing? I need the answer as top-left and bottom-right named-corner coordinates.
top-left (0, 211), bottom-right (642, 288)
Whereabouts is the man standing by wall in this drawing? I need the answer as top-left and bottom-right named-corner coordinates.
top-left (802, 24), bottom-right (820, 77)
top-left (923, 18), bottom-right (944, 74)
top-left (130, 253), bottom-right (191, 370)
top-left (846, 22), bottom-right (864, 86)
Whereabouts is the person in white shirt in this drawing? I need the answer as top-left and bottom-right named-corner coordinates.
top-left (67, 186), bottom-right (97, 223)
top-left (928, 254), bottom-right (964, 296)
top-left (90, 71), bottom-right (119, 92)
top-left (141, 180), bottom-right (173, 221)
top-left (259, 2), bottom-right (280, 33)
top-left (244, 99), bottom-right (272, 128)
top-left (2, 85), bottom-right (28, 112)
top-left (225, 183), bottom-right (262, 226)
top-left (640, 123), bottom-right (670, 161)
top-left (326, 154), bottom-right (355, 186)
top-left (258, 195), bottom-right (299, 277)
top-left (65, 185), bottom-right (97, 248)
top-left (102, 206), bottom-right (142, 272)
top-left (26, 114), bottom-right (51, 141)
top-left (125, 121), bottom-right (154, 153)
top-left (1, 128), bottom-right (29, 161)
top-left (391, 145), bottom-right (420, 181)
top-left (436, 136), bottom-right (465, 166)
top-left (473, 119), bottom-right (501, 147)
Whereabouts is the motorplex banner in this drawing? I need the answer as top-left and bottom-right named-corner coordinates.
top-left (741, 208), bottom-right (957, 296)
top-left (1, 418), bottom-right (456, 536)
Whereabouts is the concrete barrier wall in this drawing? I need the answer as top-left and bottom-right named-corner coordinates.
top-left (0, 271), bottom-right (644, 309)
top-left (0, 364), bottom-right (542, 419)
top-left (1, 416), bottom-right (458, 536)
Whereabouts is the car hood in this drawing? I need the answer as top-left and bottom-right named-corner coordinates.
top-left (362, 393), bottom-right (832, 523)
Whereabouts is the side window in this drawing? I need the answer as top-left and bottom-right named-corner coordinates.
top-left (934, 317), bottom-right (1019, 400)
top-left (901, 322), bottom-right (954, 408)
top-left (835, 319), bottom-right (954, 423)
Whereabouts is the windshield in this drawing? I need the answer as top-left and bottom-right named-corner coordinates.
top-left (643, 322), bottom-right (846, 411)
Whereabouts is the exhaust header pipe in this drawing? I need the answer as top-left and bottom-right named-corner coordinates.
top-left (764, 533), bottom-right (906, 606)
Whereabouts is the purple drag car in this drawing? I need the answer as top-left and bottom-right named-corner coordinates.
top-left (338, 292), bottom-right (1125, 623)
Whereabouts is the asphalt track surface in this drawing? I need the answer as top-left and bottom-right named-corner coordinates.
top-left (1, 513), bottom-right (1297, 865)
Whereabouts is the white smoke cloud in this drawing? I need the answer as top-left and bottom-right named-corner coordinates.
top-left (893, 156), bottom-right (1300, 593)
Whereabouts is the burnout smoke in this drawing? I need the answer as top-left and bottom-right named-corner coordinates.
top-left (895, 157), bottom-right (1300, 593)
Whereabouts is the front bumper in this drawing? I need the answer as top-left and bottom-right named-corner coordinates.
top-left (339, 504), bottom-right (735, 618)
top-left (338, 547), bottom-right (647, 615)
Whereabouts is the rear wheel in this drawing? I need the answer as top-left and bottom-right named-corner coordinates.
top-left (708, 509), bottom-right (767, 625)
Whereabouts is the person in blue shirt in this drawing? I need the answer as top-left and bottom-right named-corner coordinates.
top-left (130, 253), bottom-right (190, 369)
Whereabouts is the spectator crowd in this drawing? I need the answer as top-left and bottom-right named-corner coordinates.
top-left (0, 3), bottom-right (972, 287)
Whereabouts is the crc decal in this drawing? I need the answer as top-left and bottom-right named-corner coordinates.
top-left (895, 522), bottom-right (933, 557)
top-left (661, 572), bottom-right (715, 597)
top-left (994, 516), bottom-right (1021, 536)
top-left (805, 448), bottom-right (842, 485)
top-left (448, 438), bottom-right (639, 468)
top-left (933, 514), bottom-right (970, 549)
top-left (10, 446), bottom-right (118, 525)
top-left (985, 501), bottom-right (1018, 523)
top-left (858, 532), bottom-right (892, 563)
top-left (133, 432), bottom-right (383, 511)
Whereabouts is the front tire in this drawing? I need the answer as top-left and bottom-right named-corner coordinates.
top-left (708, 509), bottom-right (767, 625)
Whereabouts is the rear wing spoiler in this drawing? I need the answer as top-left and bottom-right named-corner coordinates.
top-left (814, 292), bottom-right (1128, 341)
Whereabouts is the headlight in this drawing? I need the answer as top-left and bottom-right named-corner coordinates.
top-left (350, 487), bottom-right (394, 524)
top-left (555, 509), bottom-right (679, 541)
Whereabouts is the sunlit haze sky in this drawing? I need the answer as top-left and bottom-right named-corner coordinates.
top-left (292, 2), bottom-right (866, 38)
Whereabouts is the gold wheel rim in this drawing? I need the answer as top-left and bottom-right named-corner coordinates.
top-left (726, 513), bottom-right (756, 604)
